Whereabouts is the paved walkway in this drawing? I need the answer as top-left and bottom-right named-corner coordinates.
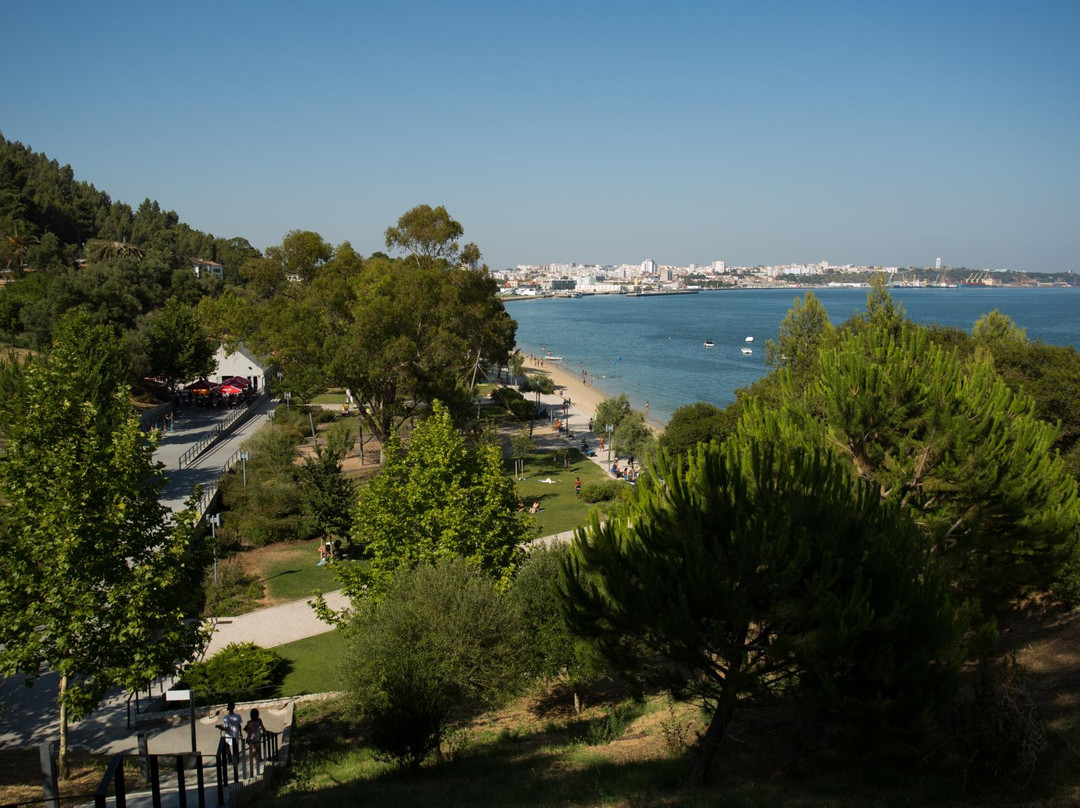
top-left (154, 396), bottom-right (278, 513)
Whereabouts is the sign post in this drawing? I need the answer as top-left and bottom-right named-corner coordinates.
top-left (166, 689), bottom-right (196, 752)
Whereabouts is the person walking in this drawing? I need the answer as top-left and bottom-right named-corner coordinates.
top-left (245, 708), bottom-right (266, 764)
top-left (216, 702), bottom-right (242, 761)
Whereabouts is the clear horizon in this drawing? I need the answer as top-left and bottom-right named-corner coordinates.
top-left (4, 1), bottom-right (1078, 273)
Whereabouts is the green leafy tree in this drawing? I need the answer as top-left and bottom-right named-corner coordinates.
top-left (593, 393), bottom-right (631, 434)
top-left (329, 255), bottom-right (514, 440)
top-left (563, 437), bottom-right (960, 786)
top-left (509, 429), bottom-right (534, 480)
top-left (659, 402), bottom-right (727, 461)
top-left (345, 401), bottom-right (530, 598)
top-left (612, 409), bottom-right (655, 462)
top-left (511, 543), bottom-right (602, 714)
top-left (343, 558), bottom-right (525, 771)
top-left (142, 297), bottom-right (218, 393)
top-left (384, 204), bottom-right (466, 268)
top-left (0, 312), bottom-right (208, 775)
top-left (296, 442), bottom-right (356, 541)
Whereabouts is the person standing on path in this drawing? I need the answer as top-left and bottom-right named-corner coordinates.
top-left (217, 702), bottom-right (242, 761)
top-left (245, 708), bottom-right (266, 763)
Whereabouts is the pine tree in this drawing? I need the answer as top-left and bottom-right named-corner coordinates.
top-left (563, 435), bottom-right (959, 786)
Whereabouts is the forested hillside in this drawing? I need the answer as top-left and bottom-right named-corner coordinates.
top-left (0, 132), bottom-right (259, 350)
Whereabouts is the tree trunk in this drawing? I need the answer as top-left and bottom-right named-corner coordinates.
top-left (58, 675), bottom-right (69, 780)
top-left (684, 697), bottom-right (734, 787)
top-left (572, 686), bottom-right (582, 716)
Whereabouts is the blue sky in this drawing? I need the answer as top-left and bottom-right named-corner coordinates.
top-left (4, 1), bottom-right (1079, 271)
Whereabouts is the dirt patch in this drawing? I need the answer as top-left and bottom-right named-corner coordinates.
top-left (0, 749), bottom-right (110, 806)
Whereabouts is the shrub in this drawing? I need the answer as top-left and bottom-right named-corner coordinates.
top-left (490, 386), bottom-right (535, 421)
top-left (202, 558), bottom-right (264, 617)
top-left (521, 374), bottom-right (555, 395)
top-left (1049, 554), bottom-right (1080, 607)
top-left (572, 701), bottom-right (643, 746)
top-left (179, 642), bottom-right (287, 705)
top-left (946, 656), bottom-right (1048, 793)
top-left (343, 559), bottom-right (525, 772)
top-left (580, 481), bottom-right (623, 503)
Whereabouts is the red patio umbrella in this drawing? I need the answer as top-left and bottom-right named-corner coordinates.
top-left (184, 379), bottom-right (214, 395)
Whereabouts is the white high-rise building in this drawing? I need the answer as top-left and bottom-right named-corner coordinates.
top-left (936, 257), bottom-right (942, 270)
top-left (712, 260), bottom-right (725, 273)
top-left (642, 258), bottom-right (657, 275)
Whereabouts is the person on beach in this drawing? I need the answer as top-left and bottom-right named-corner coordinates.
top-left (644, 401), bottom-right (650, 418)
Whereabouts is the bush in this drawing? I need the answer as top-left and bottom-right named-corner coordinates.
top-left (946, 656), bottom-right (1049, 793)
top-left (179, 642), bottom-right (287, 705)
top-left (1050, 554), bottom-right (1080, 607)
top-left (521, 374), bottom-right (555, 395)
top-left (490, 386), bottom-right (536, 420)
top-left (344, 559), bottom-right (525, 772)
top-left (202, 558), bottom-right (264, 617)
top-left (572, 701), bottom-right (643, 746)
top-left (580, 481), bottom-right (623, 503)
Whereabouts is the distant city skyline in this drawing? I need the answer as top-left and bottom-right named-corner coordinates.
top-left (3, 1), bottom-right (1078, 273)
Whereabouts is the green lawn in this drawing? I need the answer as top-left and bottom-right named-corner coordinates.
top-left (276, 630), bottom-right (348, 697)
top-left (260, 544), bottom-right (343, 601)
top-left (513, 446), bottom-right (621, 537)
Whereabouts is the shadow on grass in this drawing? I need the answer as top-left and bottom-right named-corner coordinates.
top-left (277, 720), bottom-right (698, 808)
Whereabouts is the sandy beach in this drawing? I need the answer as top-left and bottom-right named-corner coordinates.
top-left (522, 354), bottom-right (664, 434)
top-left (523, 355), bottom-right (609, 425)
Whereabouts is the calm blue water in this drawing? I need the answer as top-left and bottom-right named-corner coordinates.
top-left (508, 287), bottom-right (1080, 424)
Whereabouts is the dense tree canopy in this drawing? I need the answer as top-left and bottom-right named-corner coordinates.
top-left (738, 313), bottom-right (1080, 614)
top-left (0, 132), bottom-right (255, 353)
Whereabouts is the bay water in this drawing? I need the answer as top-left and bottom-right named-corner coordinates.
top-left (508, 287), bottom-right (1080, 424)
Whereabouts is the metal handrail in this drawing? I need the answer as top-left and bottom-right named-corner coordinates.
top-left (192, 445), bottom-right (255, 521)
top-left (178, 395), bottom-right (263, 469)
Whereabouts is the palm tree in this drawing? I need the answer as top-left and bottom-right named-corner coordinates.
top-left (85, 239), bottom-right (146, 263)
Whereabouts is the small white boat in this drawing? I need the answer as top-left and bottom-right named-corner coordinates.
top-left (744, 336), bottom-right (754, 342)
top-left (704, 339), bottom-right (714, 348)
top-left (543, 355), bottom-right (563, 361)
top-left (741, 347), bottom-right (753, 355)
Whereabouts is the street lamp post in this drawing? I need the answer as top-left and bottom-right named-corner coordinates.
top-left (208, 513), bottom-right (221, 588)
top-left (268, 410), bottom-right (275, 432)
top-left (239, 451), bottom-right (250, 487)
top-left (606, 423), bottom-right (614, 464)
top-left (284, 391), bottom-right (292, 412)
